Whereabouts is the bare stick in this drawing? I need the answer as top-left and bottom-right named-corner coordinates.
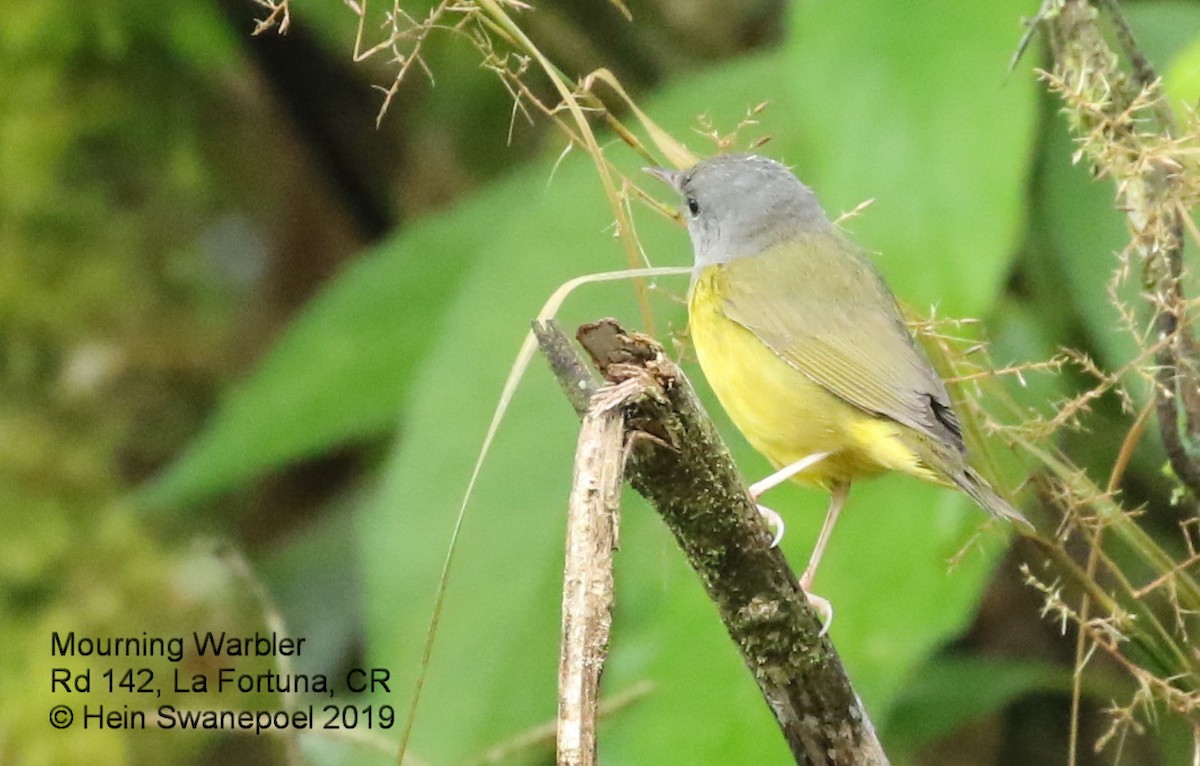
top-left (557, 386), bottom-right (624, 766)
top-left (533, 319), bottom-right (601, 416)
top-left (536, 318), bottom-right (889, 766)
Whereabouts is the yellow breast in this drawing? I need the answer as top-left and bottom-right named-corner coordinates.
top-left (688, 266), bottom-right (933, 489)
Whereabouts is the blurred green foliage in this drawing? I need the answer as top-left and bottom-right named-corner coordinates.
top-left (7, 0), bottom-right (1200, 764)
top-left (351, 0), bottom-right (1038, 759)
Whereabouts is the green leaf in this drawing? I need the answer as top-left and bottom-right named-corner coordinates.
top-left (1028, 3), bottom-right (1200, 491)
top-left (1123, 3), bottom-right (1200, 86)
top-left (139, 187), bottom-right (506, 507)
top-left (362, 2), bottom-right (1039, 763)
top-left (778, 0), bottom-right (1038, 317)
top-left (145, 2), bottom-right (1043, 513)
top-left (1038, 3), bottom-right (1200, 378)
top-left (136, 0), bottom-right (1040, 757)
top-left (361, 158), bottom-right (671, 763)
top-left (1037, 121), bottom-right (1144, 367)
top-left (1164, 34), bottom-right (1200, 106)
top-left (882, 656), bottom-right (1072, 757)
top-left (986, 297), bottom-right (1071, 419)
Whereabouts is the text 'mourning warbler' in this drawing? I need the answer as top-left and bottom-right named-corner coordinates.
top-left (645, 154), bottom-right (1029, 627)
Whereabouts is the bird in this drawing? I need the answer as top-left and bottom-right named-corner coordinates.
top-left (645, 154), bottom-right (1029, 629)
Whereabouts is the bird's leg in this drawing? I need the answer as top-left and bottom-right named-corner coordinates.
top-left (801, 481), bottom-right (848, 590)
top-left (749, 452), bottom-right (831, 498)
top-left (798, 481), bottom-right (849, 635)
top-left (748, 452), bottom-right (831, 547)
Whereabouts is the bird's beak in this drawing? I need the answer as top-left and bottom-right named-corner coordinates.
top-left (642, 166), bottom-right (682, 189)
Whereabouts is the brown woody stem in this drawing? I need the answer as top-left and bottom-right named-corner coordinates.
top-left (536, 318), bottom-right (889, 766)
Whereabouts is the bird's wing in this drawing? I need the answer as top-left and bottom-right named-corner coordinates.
top-left (715, 234), bottom-right (965, 452)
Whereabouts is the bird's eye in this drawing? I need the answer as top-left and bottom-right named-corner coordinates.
top-left (686, 197), bottom-right (700, 216)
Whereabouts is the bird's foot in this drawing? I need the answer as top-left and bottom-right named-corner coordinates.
top-left (800, 572), bottom-right (833, 637)
top-left (804, 592), bottom-right (833, 637)
top-left (756, 504), bottom-right (785, 548)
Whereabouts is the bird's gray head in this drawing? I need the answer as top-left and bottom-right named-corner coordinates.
top-left (645, 154), bottom-right (831, 270)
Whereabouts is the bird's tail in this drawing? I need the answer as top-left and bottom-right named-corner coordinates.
top-left (908, 432), bottom-right (1032, 530)
top-left (954, 466), bottom-right (1033, 530)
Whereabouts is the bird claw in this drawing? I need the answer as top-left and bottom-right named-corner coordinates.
top-left (805, 591), bottom-right (834, 637)
top-left (756, 502), bottom-right (833, 634)
top-left (756, 504), bottom-right (785, 547)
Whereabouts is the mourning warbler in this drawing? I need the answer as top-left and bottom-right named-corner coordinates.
top-left (645, 154), bottom-right (1029, 622)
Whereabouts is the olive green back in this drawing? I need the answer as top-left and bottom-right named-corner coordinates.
top-left (712, 232), bottom-right (965, 455)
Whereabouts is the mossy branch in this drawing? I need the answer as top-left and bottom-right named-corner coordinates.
top-left (1041, 0), bottom-right (1200, 498)
top-left (535, 318), bottom-right (888, 766)
top-left (1020, 0), bottom-right (1200, 750)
